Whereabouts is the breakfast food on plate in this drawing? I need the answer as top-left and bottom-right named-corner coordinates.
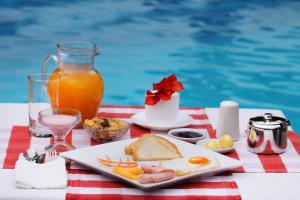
top-left (96, 135), bottom-right (219, 185)
top-left (113, 164), bottom-right (176, 183)
top-left (113, 166), bottom-right (143, 180)
top-left (160, 156), bottom-right (220, 176)
top-left (125, 167), bottom-right (144, 175)
top-left (124, 134), bottom-right (182, 161)
top-left (83, 117), bottom-right (129, 142)
top-left (204, 134), bottom-right (233, 150)
top-left (97, 154), bottom-right (218, 184)
top-left (139, 170), bottom-right (176, 184)
top-left (218, 134), bottom-right (233, 148)
top-left (124, 134), bottom-right (149, 154)
top-left (188, 156), bottom-right (209, 165)
top-left (140, 164), bottom-right (165, 174)
top-left (98, 157), bottom-right (176, 183)
top-left (97, 156), bottom-right (138, 168)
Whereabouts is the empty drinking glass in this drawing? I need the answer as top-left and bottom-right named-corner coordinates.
top-left (28, 73), bottom-right (60, 137)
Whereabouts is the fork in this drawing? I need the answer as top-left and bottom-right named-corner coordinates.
top-left (46, 149), bottom-right (59, 162)
top-left (35, 149), bottom-right (59, 163)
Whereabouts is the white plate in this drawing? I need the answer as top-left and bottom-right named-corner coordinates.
top-left (61, 135), bottom-right (242, 191)
top-left (131, 112), bottom-right (193, 131)
top-left (196, 138), bottom-right (235, 154)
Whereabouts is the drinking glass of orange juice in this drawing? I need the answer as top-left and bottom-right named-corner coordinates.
top-left (42, 42), bottom-right (104, 127)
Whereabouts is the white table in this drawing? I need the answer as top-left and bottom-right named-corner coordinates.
top-left (0, 104), bottom-right (299, 200)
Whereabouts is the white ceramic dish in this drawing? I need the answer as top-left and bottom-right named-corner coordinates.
top-left (196, 138), bottom-right (235, 154)
top-left (168, 128), bottom-right (208, 143)
top-left (130, 112), bottom-right (193, 131)
top-left (61, 135), bottom-right (242, 191)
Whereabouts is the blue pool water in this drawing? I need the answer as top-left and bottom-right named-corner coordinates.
top-left (0, 0), bottom-right (299, 134)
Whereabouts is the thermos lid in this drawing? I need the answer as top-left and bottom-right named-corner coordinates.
top-left (249, 113), bottom-right (290, 130)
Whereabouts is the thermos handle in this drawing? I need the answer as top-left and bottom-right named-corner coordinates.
top-left (41, 55), bottom-right (58, 73)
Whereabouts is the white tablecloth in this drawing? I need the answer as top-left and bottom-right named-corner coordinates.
top-left (0, 104), bottom-right (299, 200)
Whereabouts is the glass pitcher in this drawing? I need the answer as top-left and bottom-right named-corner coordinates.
top-left (42, 42), bottom-right (104, 127)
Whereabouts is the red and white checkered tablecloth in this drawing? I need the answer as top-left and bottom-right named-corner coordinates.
top-left (1, 106), bottom-right (300, 199)
top-left (226, 130), bottom-right (300, 173)
top-left (204, 128), bottom-right (300, 173)
top-left (0, 106), bottom-right (242, 200)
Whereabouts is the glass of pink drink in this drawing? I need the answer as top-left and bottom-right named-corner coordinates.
top-left (38, 108), bottom-right (81, 153)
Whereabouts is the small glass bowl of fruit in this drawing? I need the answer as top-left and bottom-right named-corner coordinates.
top-left (196, 134), bottom-right (234, 154)
top-left (83, 117), bottom-right (130, 142)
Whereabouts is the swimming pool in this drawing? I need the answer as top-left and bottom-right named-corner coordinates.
top-left (0, 0), bottom-right (299, 134)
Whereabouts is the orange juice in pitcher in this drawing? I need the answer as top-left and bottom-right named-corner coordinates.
top-left (44, 42), bottom-right (104, 127)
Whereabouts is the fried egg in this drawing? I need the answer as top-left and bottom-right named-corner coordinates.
top-left (160, 156), bottom-right (219, 176)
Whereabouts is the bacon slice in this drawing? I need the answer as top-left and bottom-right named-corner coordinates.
top-left (140, 164), bottom-right (165, 174)
top-left (139, 171), bottom-right (175, 184)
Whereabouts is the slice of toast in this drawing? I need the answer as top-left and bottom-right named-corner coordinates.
top-left (132, 134), bottom-right (182, 161)
top-left (124, 134), bottom-right (150, 154)
top-left (155, 136), bottom-right (182, 155)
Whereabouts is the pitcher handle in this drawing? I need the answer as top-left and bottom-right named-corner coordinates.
top-left (41, 55), bottom-right (58, 73)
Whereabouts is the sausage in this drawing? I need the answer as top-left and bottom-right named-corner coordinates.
top-left (139, 171), bottom-right (175, 184)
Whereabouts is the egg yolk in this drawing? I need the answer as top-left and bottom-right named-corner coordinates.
top-left (188, 156), bottom-right (209, 165)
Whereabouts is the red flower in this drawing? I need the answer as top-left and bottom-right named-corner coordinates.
top-left (145, 74), bottom-right (184, 105)
top-left (145, 90), bottom-right (160, 106)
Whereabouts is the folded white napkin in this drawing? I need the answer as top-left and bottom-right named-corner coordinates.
top-left (15, 154), bottom-right (67, 189)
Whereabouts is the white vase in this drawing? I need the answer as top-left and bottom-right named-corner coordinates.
top-left (145, 92), bottom-right (179, 125)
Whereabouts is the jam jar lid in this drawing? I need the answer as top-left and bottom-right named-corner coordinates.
top-left (249, 113), bottom-right (290, 130)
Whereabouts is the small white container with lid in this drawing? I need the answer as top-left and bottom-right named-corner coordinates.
top-left (216, 101), bottom-right (240, 141)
